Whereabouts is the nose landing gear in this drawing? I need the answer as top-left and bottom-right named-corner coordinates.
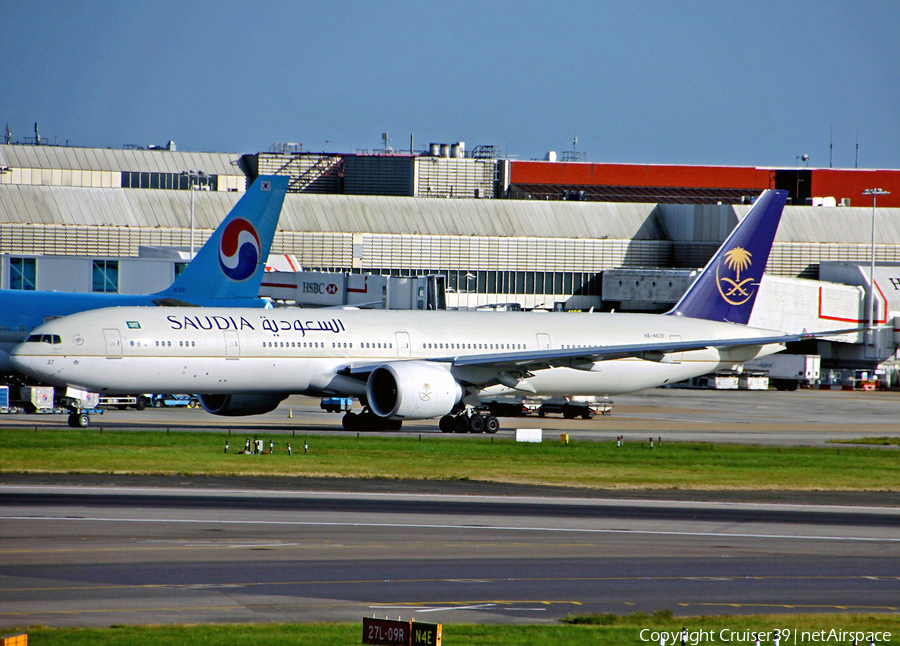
top-left (67, 411), bottom-right (90, 428)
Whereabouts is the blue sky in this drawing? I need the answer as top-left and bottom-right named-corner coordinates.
top-left (3, 1), bottom-right (898, 168)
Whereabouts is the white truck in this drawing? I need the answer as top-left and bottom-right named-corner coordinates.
top-left (744, 354), bottom-right (821, 391)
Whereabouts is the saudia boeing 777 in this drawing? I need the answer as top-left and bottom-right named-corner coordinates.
top-left (0, 175), bottom-right (288, 373)
top-left (11, 189), bottom-right (854, 431)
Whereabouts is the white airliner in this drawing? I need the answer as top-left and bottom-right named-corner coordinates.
top-left (10, 190), bottom-right (849, 431)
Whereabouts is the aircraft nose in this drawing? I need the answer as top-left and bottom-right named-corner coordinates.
top-left (10, 342), bottom-right (54, 379)
top-left (10, 343), bottom-right (34, 372)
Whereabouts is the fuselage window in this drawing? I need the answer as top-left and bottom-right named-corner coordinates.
top-left (377, 343), bottom-right (382, 349)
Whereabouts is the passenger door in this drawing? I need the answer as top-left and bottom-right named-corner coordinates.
top-left (224, 330), bottom-right (240, 360)
top-left (103, 328), bottom-right (122, 359)
top-left (395, 332), bottom-right (411, 359)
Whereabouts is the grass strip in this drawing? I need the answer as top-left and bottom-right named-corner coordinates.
top-left (0, 428), bottom-right (898, 490)
top-left (15, 613), bottom-right (900, 645)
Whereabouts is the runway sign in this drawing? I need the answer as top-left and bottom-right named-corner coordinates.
top-left (363, 618), bottom-right (442, 646)
top-left (411, 621), bottom-right (442, 646)
top-left (363, 617), bottom-right (409, 645)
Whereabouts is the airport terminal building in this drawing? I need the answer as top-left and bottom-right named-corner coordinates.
top-left (2, 139), bottom-right (900, 381)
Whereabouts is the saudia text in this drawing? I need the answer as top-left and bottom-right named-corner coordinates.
top-left (166, 315), bottom-right (345, 337)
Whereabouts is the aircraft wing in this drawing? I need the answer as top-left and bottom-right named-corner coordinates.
top-left (449, 326), bottom-right (869, 370)
top-left (446, 332), bottom-right (800, 370)
top-left (340, 326), bottom-right (866, 378)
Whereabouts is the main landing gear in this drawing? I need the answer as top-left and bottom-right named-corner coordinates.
top-left (439, 412), bottom-right (499, 434)
top-left (341, 409), bottom-right (403, 432)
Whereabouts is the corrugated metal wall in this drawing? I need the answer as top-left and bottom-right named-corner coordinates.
top-left (0, 224), bottom-right (207, 257)
top-left (343, 156), bottom-right (414, 196)
top-left (0, 144), bottom-right (245, 191)
top-left (414, 158), bottom-right (496, 198)
top-left (1, 184), bottom-right (898, 280)
top-left (255, 153), bottom-right (343, 193)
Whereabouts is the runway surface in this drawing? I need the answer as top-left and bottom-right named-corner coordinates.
top-left (1, 482), bottom-right (898, 627)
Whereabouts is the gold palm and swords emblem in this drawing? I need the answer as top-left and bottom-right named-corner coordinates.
top-left (716, 247), bottom-right (755, 305)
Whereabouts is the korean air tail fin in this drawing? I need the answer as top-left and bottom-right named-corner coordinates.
top-left (154, 175), bottom-right (288, 305)
top-left (668, 189), bottom-right (788, 324)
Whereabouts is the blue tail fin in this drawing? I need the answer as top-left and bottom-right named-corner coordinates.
top-left (154, 175), bottom-right (288, 305)
top-left (668, 189), bottom-right (788, 324)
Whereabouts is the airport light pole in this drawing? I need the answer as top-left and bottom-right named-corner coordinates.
top-left (863, 188), bottom-right (889, 348)
top-left (181, 170), bottom-right (207, 258)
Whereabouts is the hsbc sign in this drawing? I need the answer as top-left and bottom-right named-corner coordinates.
top-left (302, 282), bottom-right (339, 295)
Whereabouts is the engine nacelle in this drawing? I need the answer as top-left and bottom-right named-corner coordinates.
top-left (367, 361), bottom-right (462, 420)
top-left (199, 393), bottom-right (287, 417)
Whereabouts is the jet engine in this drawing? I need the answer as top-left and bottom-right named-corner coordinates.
top-left (199, 393), bottom-right (287, 417)
top-left (367, 361), bottom-right (463, 420)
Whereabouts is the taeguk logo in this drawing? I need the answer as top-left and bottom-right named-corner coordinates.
top-left (218, 218), bottom-right (261, 281)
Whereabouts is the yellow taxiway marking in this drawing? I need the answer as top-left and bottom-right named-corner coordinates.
top-left (678, 602), bottom-right (900, 612)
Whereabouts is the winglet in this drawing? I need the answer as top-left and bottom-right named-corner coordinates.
top-left (668, 189), bottom-right (788, 324)
top-left (154, 175), bottom-right (288, 304)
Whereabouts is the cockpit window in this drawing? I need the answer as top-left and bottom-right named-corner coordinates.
top-left (25, 334), bottom-right (61, 345)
